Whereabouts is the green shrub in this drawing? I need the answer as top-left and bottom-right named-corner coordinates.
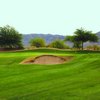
top-left (49, 39), bottom-right (70, 49)
top-left (86, 45), bottom-right (100, 51)
top-left (29, 37), bottom-right (46, 48)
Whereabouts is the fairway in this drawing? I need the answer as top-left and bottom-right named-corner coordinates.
top-left (0, 49), bottom-right (100, 100)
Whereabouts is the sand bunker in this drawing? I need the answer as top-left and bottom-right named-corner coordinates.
top-left (21, 55), bottom-right (73, 65)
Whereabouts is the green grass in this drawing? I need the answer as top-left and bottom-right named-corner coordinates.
top-left (0, 49), bottom-right (100, 100)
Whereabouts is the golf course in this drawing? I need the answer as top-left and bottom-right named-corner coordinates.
top-left (0, 49), bottom-right (100, 100)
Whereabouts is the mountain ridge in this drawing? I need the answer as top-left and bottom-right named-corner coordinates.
top-left (22, 32), bottom-right (100, 47)
top-left (22, 33), bottom-right (65, 46)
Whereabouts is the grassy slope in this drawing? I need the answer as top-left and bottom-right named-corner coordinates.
top-left (0, 49), bottom-right (100, 100)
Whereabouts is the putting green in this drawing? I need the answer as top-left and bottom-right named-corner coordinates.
top-left (0, 49), bottom-right (100, 100)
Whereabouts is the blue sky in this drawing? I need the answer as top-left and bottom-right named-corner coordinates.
top-left (0, 0), bottom-right (100, 35)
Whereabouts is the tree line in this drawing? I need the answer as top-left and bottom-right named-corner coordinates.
top-left (0, 25), bottom-right (99, 50)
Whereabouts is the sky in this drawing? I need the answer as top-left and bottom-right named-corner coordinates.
top-left (0, 0), bottom-right (100, 35)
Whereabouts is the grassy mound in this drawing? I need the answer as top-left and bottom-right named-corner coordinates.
top-left (0, 49), bottom-right (100, 100)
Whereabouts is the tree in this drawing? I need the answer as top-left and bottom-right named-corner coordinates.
top-left (29, 37), bottom-right (46, 48)
top-left (0, 25), bottom-right (23, 49)
top-left (74, 28), bottom-right (98, 50)
top-left (49, 39), bottom-right (69, 49)
top-left (65, 28), bottom-right (98, 50)
top-left (64, 36), bottom-right (81, 49)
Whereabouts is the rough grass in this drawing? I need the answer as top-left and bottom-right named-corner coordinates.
top-left (0, 49), bottom-right (100, 100)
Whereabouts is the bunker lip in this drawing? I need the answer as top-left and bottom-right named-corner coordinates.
top-left (20, 55), bottom-right (73, 65)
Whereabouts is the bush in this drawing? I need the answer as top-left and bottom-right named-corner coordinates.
top-left (86, 45), bottom-right (100, 51)
top-left (29, 37), bottom-right (46, 48)
top-left (48, 39), bottom-right (70, 49)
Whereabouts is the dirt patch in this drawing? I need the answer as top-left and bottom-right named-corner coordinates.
top-left (21, 55), bottom-right (73, 65)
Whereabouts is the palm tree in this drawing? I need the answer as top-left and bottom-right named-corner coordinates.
top-left (65, 28), bottom-right (98, 50)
